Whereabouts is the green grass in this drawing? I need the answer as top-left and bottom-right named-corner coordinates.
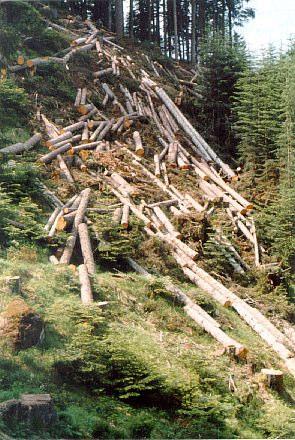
top-left (0, 248), bottom-right (294, 438)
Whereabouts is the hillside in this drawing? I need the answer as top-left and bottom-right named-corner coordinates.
top-left (0, 3), bottom-right (295, 439)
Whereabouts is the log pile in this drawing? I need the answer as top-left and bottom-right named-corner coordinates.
top-left (7, 16), bottom-right (295, 377)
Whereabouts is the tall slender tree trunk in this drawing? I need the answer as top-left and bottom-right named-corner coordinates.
top-left (163, 0), bottom-right (168, 54)
top-left (191, 0), bottom-right (196, 64)
top-left (173, 0), bottom-right (179, 60)
top-left (129, 0), bottom-right (134, 37)
top-left (115, 0), bottom-right (124, 37)
top-left (108, 0), bottom-right (112, 31)
top-left (226, 0), bottom-right (233, 45)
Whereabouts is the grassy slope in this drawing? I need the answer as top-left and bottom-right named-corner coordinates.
top-left (0, 4), bottom-right (295, 439)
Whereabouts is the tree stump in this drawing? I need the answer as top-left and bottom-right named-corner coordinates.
top-left (5, 276), bottom-right (21, 295)
top-left (261, 368), bottom-right (284, 392)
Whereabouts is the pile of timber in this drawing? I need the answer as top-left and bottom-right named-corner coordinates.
top-left (46, 189), bottom-right (95, 305)
top-left (7, 16), bottom-right (295, 377)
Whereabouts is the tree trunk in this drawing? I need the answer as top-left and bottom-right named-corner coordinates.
top-left (115, 0), bottom-right (124, 37)
top-left (78, 223), bottom-right (95, 276)
top-left (0, 133), bottom-right (42, 155)
top-left (191, 0), bottom-right (196, 64)
top-left (173, 0), bottom-right (179, 60)
top-left (78, 264), bottom-right (94, 305)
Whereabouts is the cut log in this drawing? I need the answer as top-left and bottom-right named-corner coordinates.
top-left (78, 223), bottom-right (95, 276)
top-left (59, 188), bottom-right (91, 265)
top-left (111, 172), bottom-right (136, 196)
top-left (93, 67), bottom-right (113, 79)
top-left (121, 204), bottom-right (130, 229)
top-left (74, 88), bottom-right (82, 107)
top-left (154, 154), bottom-right (161, 177)
top-left (126, 257), bottom-right (246, 358)
top-left (62, 121), bottom-right (85, 133)
top-left (0, 133), bottom-right (42, 155)
top-left (72, 141), bottom-right (101, 152)
top-left (153, 206), bottom-right (179, 237)
top-left (46, 131), bottom-right (72, 148)
top-left (80, 88), bottom-right (87, 105)
top-left (78, 264), bottom-right (94, 305)
top-left (44, 207), bottom-right (61, 232)
top-left (113, 207), bottom-right (123, 224)
top-left (143, 78), bottom-right (236, 179)
top-left (74, 155), bottom-right (87, 171)
top-left (49, 255), bottom-right (59, 265)
top-left (184, 193), bottom-right (204, 213)
top-left (133, 131), bottom-right (144, 156)
top-left (40, 143), bottom-right (72, 164)
top-left (78, 103), bottom-right (94, 115)
top-left (167, 141), bottom-right (178, 167)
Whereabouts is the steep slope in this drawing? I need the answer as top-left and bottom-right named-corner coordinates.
top-left (0, 5), bottom-right (295, 439)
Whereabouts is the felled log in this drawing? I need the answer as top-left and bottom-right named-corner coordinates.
top-left (142, 78), bottom-right (236, 179)
top-left (113, 207), bottom-right (123, 224)
top-left (153, 206), bottom-right (179, 237)
top-left (37, 181), bottom-right (63, 208)
top-left (40, 143), bottom-right (72, 164)
top-left (62, 121), bottom-right (85, 133)
top-left (93, 67), bottom-right (113, 79)
top-left (133, 131), bottom-right (144, 157)
top-left (78, 223), bottom-right (95, 276)
top-left (154, 153), bottom-right (161, 177)
top-left (74, 155), bottom-right (87, 171)
top-left (167, 141), bottom-right (178, 167)
top-left (111, 172), bottom-right (137, 196)
top-left (261, 369), bottom-right (284, 392)
top-left (58, 155), bottom-right (74, 183)
top-left (72, 141), bottom-right (101, 152)
top-left (106, 185), bottom-right (151, 227)
top-left (46, 131), bottom-right (72, 148)
top-left (161, 162), bottom-right (169, 186)
top-left (78, 103), bottom-right (93, 115)
top-left (80, 88), bottom-right (87, 105)
top-left (44, 207), bottom-right (60, 232)
top-left (148, 199), bottom-right (178, 209)
top-left (121, 204), bottom-right (130, 229)
top-left (78, 264), bottom-right (94, 305)
top-left (0, 133), bottom-right (42, 155)
top-left (48, 195), bottom-right (78, 238)
top-left (74, 88), bottom-right (82, 107)
top-left (60, 188), bottom-right (91, 265)
top-left (184, 193), bottom-right (204, 213)
top-left (126, 257), bottom-right (247, 358)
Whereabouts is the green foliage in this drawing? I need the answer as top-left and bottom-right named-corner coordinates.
top-left (24, 29), bottom-right (69, 56)
top-left (234, 49), bottom-right (284, 173)
top-left (192, 36), bottom-right (247, 160)
top-left (21, 64), bottom-right (76, 103)
top-left (1, 1), bottom-right (44, 38)
top-left (92, 212), bottom-right (144, 264)
top-left (0, 162), bottom-right (44, 246)
top-left (0, 80), bottom-right (30, 127)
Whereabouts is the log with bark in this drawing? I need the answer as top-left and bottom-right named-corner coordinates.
top-left (78, 263), bottom-right (94, 305)
top-left (142, 77), bottom-right (236, 179)
top-left (59, 188), bottom-right (91, 265)
top-left (0, 133), bottom-right (42, 155)
top-left (126, 257), bottom-right (247, 358)
top-left (78, 222), bottom-right (95, 276)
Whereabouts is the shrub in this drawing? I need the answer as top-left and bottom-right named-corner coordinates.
top-left (0, 80), bottom-right (30, 127)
